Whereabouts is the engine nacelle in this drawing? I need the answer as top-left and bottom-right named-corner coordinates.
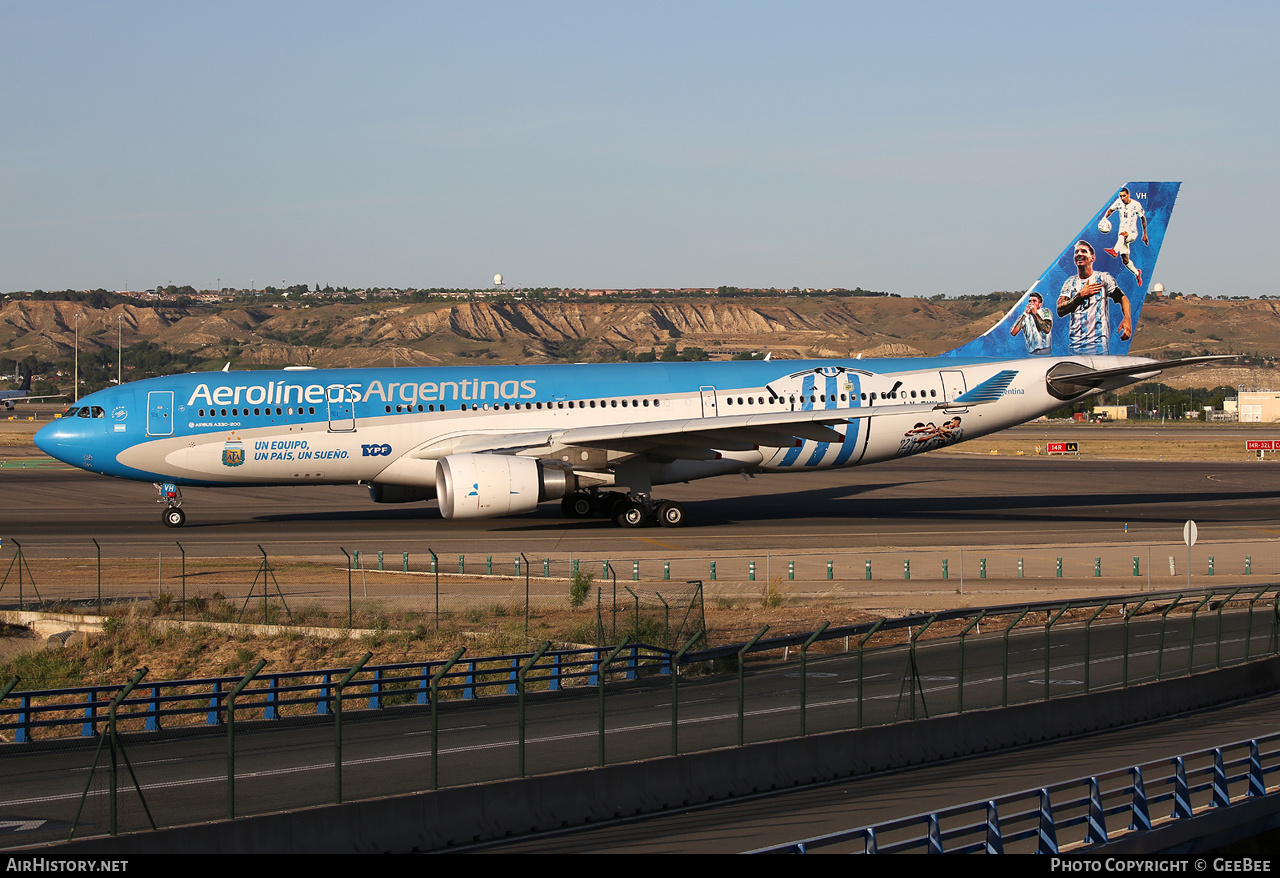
top-left (367, 483), bottom-right (437, 504)
top-left (435, 453), bottom-right (572, 520)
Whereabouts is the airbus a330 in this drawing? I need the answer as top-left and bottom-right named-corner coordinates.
top-left (36, 182), bottom-right (1225, 528)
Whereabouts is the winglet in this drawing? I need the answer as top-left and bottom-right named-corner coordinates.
top-left (948, 369), bottom-right (1019, 406)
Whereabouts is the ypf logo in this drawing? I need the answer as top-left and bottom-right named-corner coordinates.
top-left (361, 443), bottom-right (392, 457)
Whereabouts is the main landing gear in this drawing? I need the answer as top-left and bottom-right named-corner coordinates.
top-left (156, 483), bottom-right (186, 528)
top-left (561, 491), bottom-right (687, 528)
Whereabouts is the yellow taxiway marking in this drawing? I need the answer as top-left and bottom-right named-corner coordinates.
top-left (634, 537), bottom-right (686, 551)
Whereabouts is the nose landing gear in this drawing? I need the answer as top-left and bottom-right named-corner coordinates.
top-left (156, 483), bottom-right (186, 528)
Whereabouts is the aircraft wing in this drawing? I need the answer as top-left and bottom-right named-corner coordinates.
top-left (410, 402), bottom-right (926, 461)
top-left (0, 393), bottom-right (66, 407)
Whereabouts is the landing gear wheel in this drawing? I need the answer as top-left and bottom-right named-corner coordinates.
top-left (656, 500), bottom-right (686, 528)
top-left (600, 493), bottom-right (628, 520)
top-left (561, 492), bottom-right (596, 518)
top-left (615, 501), bottom-right (647, 528)
top-left (163, 507), bottom-right (186, 528)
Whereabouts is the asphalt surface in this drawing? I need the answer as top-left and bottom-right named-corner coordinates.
top-left (4, 442), bottom-right (1280, 555)
top-left (6, 436), bottom-right (1280, 616)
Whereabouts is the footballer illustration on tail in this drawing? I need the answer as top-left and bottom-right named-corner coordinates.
top-left (944, 182), bottom-right (1178, 359)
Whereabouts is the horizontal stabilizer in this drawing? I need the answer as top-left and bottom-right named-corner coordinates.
top-left (1045, 355), bottom-right (1236, 399)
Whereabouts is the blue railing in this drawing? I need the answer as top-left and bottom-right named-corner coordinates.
top-left (0, 644), bottom-right (671, 743)
top-left (751, 735), bottom-right (1280, 853)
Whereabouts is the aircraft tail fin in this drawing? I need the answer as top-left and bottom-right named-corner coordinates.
top-left (18, 371), bottom-right (31, 392)
top-left (942, 182), bottom-right (1180, 358)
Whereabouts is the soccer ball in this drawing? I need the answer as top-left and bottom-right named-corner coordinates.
top-left (1097, 218), bottom-right (1112, 234)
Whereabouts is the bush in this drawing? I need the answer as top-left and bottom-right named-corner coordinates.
top-left (569, 570), bottom-right (594, 609)
top-left (763, 576), bottom-right (786, 608)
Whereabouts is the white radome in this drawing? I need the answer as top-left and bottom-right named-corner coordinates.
top-left (1097, 218), bottom-right (1112, 234)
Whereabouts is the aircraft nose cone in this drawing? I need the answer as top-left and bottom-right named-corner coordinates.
top-left (35, 418), bottom-right (80, 464)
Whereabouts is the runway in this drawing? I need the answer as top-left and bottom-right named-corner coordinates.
top-left (5, 449), bottom-right (1280, 555)
top-left (5, 430), bottom-right (1280, 617)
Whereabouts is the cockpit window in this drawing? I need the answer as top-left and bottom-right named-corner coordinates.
top-left (90, 406), bottom-right (105, 418)
top-left (62, 407), bottom-right (80, 418)
top-left (77, 407), bottom-right (91, 418)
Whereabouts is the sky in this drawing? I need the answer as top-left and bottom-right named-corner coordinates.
top-left (3, 1), bottom-right (1278, 297)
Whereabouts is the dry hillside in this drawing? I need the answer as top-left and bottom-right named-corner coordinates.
top-left (2, 295), bottom-right (1275, 389)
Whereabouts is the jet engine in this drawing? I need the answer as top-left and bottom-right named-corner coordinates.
top-left (435, 453), bottom-right (572, 520)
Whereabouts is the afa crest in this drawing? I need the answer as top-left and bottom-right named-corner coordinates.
top-left (221, 433), bottom-right (245, 468)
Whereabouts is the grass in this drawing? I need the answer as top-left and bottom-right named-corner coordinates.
top-left (935, 433), bottom-right (1273, 461)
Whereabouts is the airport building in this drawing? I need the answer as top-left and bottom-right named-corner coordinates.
top-left (1238, 390), bottom-right (1280, 423)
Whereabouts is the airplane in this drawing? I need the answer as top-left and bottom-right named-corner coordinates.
top-left (0, 371), bottom-right (65, 410)
top-left (35, 181), bottom-right (1229, 528)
